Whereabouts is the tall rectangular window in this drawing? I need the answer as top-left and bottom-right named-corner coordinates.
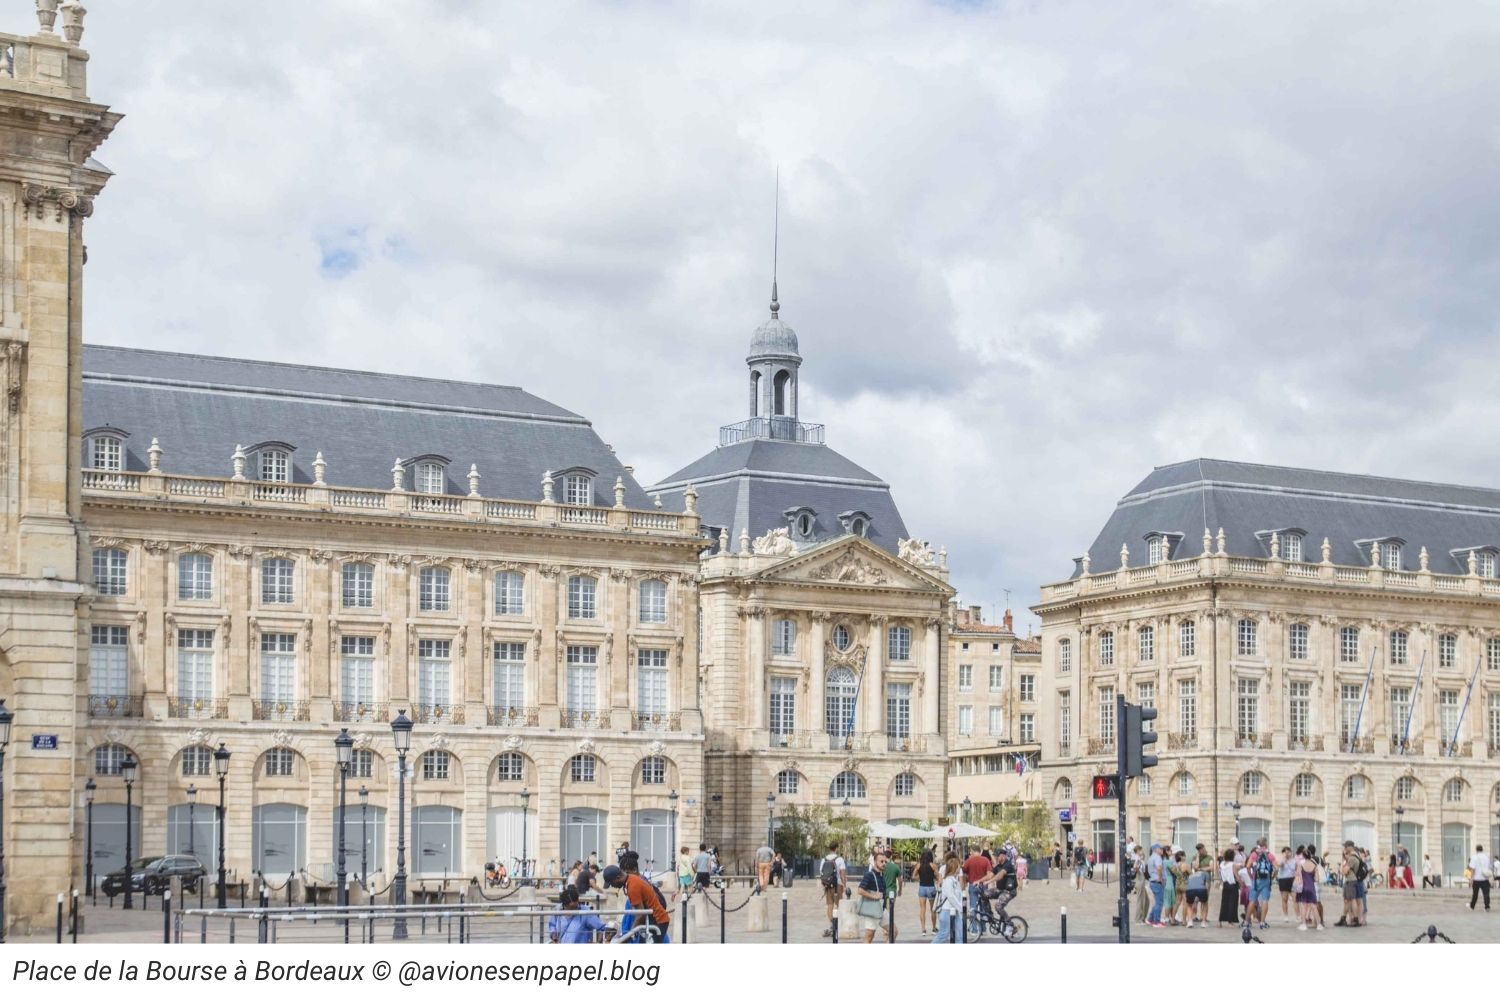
top-left (417, 639), bottom-right (451, 708)
top-left (770, 677), bottom-right (796, 737)
top-left (340, 636), bottom-right (375, 709)
top-left (1058, 639), bottom-right (1072, 673)
top-left (1440, 689), bottom-right (1460, 739)
top-left (1288, 623), bottom-right (1309, 660)
top-left (89, 625), bottom-right (129, 699)
top-left (1284, 534), bottom-right (1303, 561)
top-left (566, 645), bottom-right (598, 718)
top-left (989, 664), bottom-right (1003, 691)
top-left (1390, 630), bottom-right (1409, 665)
top-left (92, 548), bottom-right (128, 596)
top-left (772, 619), bottom-right (796, 655)
top-left (1488, 692), bottom-right (1500, 749)
top-left (564, 474), bottom-right (592, 506)
top-left (342, 562), bottom-right (374, 608)
top-left (1020, 675), bottom-right (1035, 702)
top-left (887, 626), bottom-right (912, 661)
top-left (1339, 683), bottom-right (1363, 743)
top-left (1289, 680), bottom-right (1311, 741)
top-left (958, 664), bottom-right (973, 691)
top-left (567, 576), bottom-right (597, 619)
top-left (178, 553), bottom-right (214, 601)
top-left (988, 706), bottom-right (1003, 735)
top-left (1439, 633), bottom-right (1457, 669)
top-left (1099, 632), bottom-right (1114, 666)
top-left (259, 632), bottom-right (297, 705)
top-left (638, 579), bottom-right (667, 624)
top-left (1136, 681), bottom-right (1155, 731)
top-left (1020, 713), bottom-right (1035, 742)
top-left (1236, 677), bottom-right (1259, 740)
top-left (1058, 691), bottom-right (1072, 752)
top-left (1390, 686), bottom-right (1412, 741)
top-left (885, 682), bottom-right (911, 738)
top-left (637, 648), bottom-right (668, 717)
top-left (1488, 637), bottom-right (1500, 672)
top-left (957, 705), bottom-right (973, 735)
top-left (177, 629), bottom-right (215, 702)
top-left (493, 642), bottom-right (526, 711)
top-left (1178, 620), bottom-right (1196, 658)
top-left (259, 449), bottom-right (289, 482)
top-left (1340, 627), bottom-right (1359, 663)
top-left (89, 435), bottom-right (123, 471)
top-left (1178, 678), bottom-right (1197, 739)
top-left (1237, 619), bottom-right (1258, 656)
top-left (495, 571), bottom-right (525, 615)
top-left (1139, 626), bottom-right (1155, 662)
top-left (261, 558), bottom-right (294, 605)
top-left (419, 567), bottom-right (451, 612)
top-left (1098, 686), bottom-right (1116, 746)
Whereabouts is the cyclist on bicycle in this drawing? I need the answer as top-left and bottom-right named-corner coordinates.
top-left (977, 850), bottom-right (1019, 926)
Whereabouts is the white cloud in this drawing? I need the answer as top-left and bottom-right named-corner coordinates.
top-left (71, 0), bottom-right (1500, 628)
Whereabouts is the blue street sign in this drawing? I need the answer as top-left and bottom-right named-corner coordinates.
top-left (1058, 808), bottom-right (1072, 822)
top-left (31, 734), bottom-right (59, 750)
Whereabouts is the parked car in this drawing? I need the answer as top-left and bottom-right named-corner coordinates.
top-left (101, 855), bottom-right (206, 897)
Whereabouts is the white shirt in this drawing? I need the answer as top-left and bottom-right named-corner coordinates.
top-left (937, 872), bottom-right (964, 912)
top-left (1219, 861), bottom-right (1236, 884)
top-left (1470, 853), bottom-right (1492, 881)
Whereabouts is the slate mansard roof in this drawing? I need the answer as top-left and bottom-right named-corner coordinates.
top-left (651, 437), bottom-right (910, 554)
top-left (1073, 457), bottom-right (1500, 578)
top-left (81, 345), bottom-right (655, 505)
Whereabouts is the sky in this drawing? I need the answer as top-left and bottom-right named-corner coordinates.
top-left (72, 1), bottom-right (1500, 630)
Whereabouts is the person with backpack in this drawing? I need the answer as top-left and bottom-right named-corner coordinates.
top-left (1072, 841), bottom-right (1089, 891)
top-left (605, 854), bottom-right (670, 944)
top-left (674, 845), bottom-right (694, 903)
top-left (931, 852), bottom-right (964, 943)
top-left (820, 842), bottom-right (847, 938)
top-left (1337, 841), bottom-right (1366, 927)
top-left (1248, 838), bottom-right (1275, 929)
top-left (1144, 844), bottom-right (1166, 926)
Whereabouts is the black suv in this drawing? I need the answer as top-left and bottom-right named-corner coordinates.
top-left (101, 855), bottom-right (207, 897)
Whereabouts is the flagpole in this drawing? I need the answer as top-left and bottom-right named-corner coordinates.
top-left (1400, 650), bottom-right (1426, 751)
top-left (1448, 654), bottom-right (1482, 757)
top-left (1349, 644), bottom-right (1378, 749)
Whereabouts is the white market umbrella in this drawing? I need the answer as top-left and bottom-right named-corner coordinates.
top-left (868, 821), bottom-right (933, 840)
top-left (937, 821), bottom-right (995, 840)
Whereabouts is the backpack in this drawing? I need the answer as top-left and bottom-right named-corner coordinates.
top-left (820, 857), bottom-right (841, 888)
top-left (1253, 851), bottom-right (1274, 880)
top-left (1350, 856), bottom-right (1367, 882)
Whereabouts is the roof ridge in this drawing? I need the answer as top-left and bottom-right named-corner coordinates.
top-left (1144, 456), bottom-right (1500, 499)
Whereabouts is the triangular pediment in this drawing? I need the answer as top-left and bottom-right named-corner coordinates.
top-left (754, 536), bottom-right (952, 593)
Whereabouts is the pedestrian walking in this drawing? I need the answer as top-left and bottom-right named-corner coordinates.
top-left (1217, 849), bottom-right (1239, 927)
top-left (1422, 854), bottom-right (1436, 889)
top-left (820, 842), bottom-right (847, 938)
top-left (755, 841), bottom-right (774, 891)
top-left (1294, 846), bottom-right (1322, 931)
top-left (1167, 849), bottom-right (1186, 925)
top-left (1248, 837), bottom-right (1275, 929)
top-left (916, 849), bottom-right (937, 935)
top-left (1145, 844), bottom-right (1166, 926)
top-left (1132, 847), bottom-right (1150, 924)
top-left (693, 843), bottom-right (714, 892)
top-left (1277, 846), bottom-right (1297, 922)
top-left (855, 849), bottom-right (888, 943)
top-left (931, 853), bottom-right (964, 944)
top-left (1469, 845), bottom-right (1492, 911)
top-left (1072, 841), bottom-right (1089, 891)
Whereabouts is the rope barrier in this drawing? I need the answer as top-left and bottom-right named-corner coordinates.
top-left (1412, 925), bottom-right (1455, 943)
top-left (701, 889), bottom-right (759, 914)
top-left (471, 882), bottom-right (527, 902)
top-left (258, 873), bottom-right (293, 892)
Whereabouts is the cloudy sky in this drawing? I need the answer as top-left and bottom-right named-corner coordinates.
top-left (77, 1), bottom-right (1500, 628)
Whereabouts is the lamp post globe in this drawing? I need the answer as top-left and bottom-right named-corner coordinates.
top-left (519, 786), bottom-right (531, 879)
top-left (0, 700), bottom-right (13, 942)
top-left (213, 743), bottom-right (231, 908)
top-left (391, 710), bottom-right (414, 939)
top-left (765, 791), bottom-right (776, 849)
top-left (84, 776), bottom-right (97, 902)
top-left (334, 729), bottom-right (353, 913)
top-left (120, 754), bottom-right (139, 910)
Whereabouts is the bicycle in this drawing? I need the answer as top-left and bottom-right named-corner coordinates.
top-left (968, 888), bottom-right (1029, 942)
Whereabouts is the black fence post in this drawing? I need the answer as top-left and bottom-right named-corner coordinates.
top-left (781, 892), bottom-right (788, 944)
top-left (949, 910), bottom-right (958, 943)
top-left (961, 902), bottom-right (968, 943)
top-left (681, 898), bottom-right (688, 944)
top-left (720, 883), bottom-right (726, 943)
top-left (258, 888), bottom-right (269, 944)
top-left (831, 913), bottom-right (839, 944)
top-left (1061, 905), bottom-right (1068, 943)
top-left (162, 890), bottom-right (171, 944)
top-left (55, 893), bottom-right (63, 943)
top-left (888, 889), bottom-right (896, 943)
top-left (70, 891), bottom-right (79, 944)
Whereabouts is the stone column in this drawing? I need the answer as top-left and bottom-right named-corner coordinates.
top-left (810, 613), bottom-right (829, 734)
top-left (141, 540), bottom-right (169, 709)
top-left (748, 608), bottom-right (766, 731)
top-left (865, 615), bottom-right (887, 737)
top-left (463, 561), bottom-right (485, 712)
top-left (922, 618), bottom-right (941, 735)
top-left (388, 557), bottom-right (411, 703)
top-left (309, 551), bottom-right (332, 711)
top-left (538, 567), bottom-right (561, 726)
top-left (677, 573), bottom-right (700, 720)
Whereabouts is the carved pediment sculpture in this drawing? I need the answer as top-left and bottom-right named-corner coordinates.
top-left (809, 549), bottom-right (888, 585)
top-left (272, 729), bottom-right (294, 748)
top-left (752, 527), bottom-right (796, 557)
top-left (647, 740), bottom-right (666, 757)
top-left (898, 537), bottom-right (938, 568)
top-left (503, 735), bottom-right (523, 751)
top-left (428, 733), bottom-right (452, 751)
top-left (577, 738), bottom-right (597, 755)
top-left (186, 728), bottom-right (211, 748)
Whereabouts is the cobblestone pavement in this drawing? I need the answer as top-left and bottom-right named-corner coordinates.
top-left (11, 874), bottom-right (1495, 944)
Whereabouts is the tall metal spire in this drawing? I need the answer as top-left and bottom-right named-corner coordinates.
top-left (770, 167), bottom-right (780, 318)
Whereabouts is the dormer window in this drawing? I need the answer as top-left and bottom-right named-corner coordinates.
top-left (838, 510), bottom-right (872, 538)
top-left (1381, 540), bottom-right (1403, 571)
top-left (84, 431), bottom-right (126, 471)
top-left (785, 506), bottom-right (816, 541)
top-left (850, 516), bottom-right (867, 537)
top-left (563, 472), bottom-right (594, 506)
top-left (1284, 533), bottom-right (1303, 562)
top-left (415, 462), bottom-right (446, 495)
top-left (1256, 528), bottom-right (1306, 562)
top-left (1147, 536), bottom-right (1165, 566)
top-left (1480, 550), bottom-right (1497, 578)
top-left (259, 449), bottom-right (290, 483)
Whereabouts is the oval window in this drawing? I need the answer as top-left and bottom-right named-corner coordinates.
top-left (832, 624), bottom-right (851, 651)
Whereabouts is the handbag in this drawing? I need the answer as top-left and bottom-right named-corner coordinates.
top-left (856, 874), bottom-right (885, 919)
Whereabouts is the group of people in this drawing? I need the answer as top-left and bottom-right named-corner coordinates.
top-left (548, 848), bottom-right (671, 944)
top-left (816, 842), bottom-right (906, 942)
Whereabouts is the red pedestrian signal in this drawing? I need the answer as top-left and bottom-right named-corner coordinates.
top-left (1091, 774), bottom-right (1120, 799)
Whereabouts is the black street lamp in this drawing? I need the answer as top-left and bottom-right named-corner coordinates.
top-left (334, 729), bottom-right (353, 912)
top-left (186, 784), bottom-right (197, 862)
top-left (214, 743), bottom-right (231, 908)
top-left (1224, 800), bottom-right (1241, 845)
top-left (519, 787), bottom-right (530, 879)
top-left (962, 796), bottom-right (972, 825)
top-left (391, 709), bottom-right (413, 940)
top-left (0, 699), bottom-right (12, 943)
top-left (84, 777), bottom-right (97, 903)
top-left (667, 789), bottom-right (678, 875)
top-left (359, 785), bottom-right (369, 888)
top-left (1393, 805), bottom-right (1405, 858)
top-left (766, 791), bottom-right (776, 848)
top-left (120, 754), bottom-right (138, 910)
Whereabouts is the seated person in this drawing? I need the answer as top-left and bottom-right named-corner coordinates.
top-left (548, 886), bottom-right (610, 943)
top-left (978, 851), bottom-right (1019, 922)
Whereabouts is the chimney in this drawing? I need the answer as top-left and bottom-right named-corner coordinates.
top-left (1002, 609), bottom-right (1014, 632)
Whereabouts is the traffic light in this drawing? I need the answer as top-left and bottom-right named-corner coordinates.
top-left (1091, 774), bottom-right (1120, 799)
top-left (1121, 852), bottom-right (1137, 895)
top-left (1123, 703), bottom-right (1158, 777)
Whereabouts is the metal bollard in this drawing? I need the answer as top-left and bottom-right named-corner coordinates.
top-left (888, 889), bottom-right (896, 943)
top-left (1061, 905), bottom-right (1068, 943)
top-left (949, 910), bottom-right (959, 943)
top-left (782, 892), bottom-right (789, 944)
top-left (240, 882), bottom-right (247, 908)
top-left (71, 891), bottom-right (79, 944)
top-left (961, 902), bottom-right (968, 943)
top-left (681, 898), bottom-right (689, 944)
top-left (831, 914), bottom-right (839, 944)
top-left (163, 890), bottom-right (172, 943)
top-left (258, 889), bottom-right (269, 943)
top-left (720, 883), bottom-right (727, 943)
top-left (56, 893), bottom-right (64, 943)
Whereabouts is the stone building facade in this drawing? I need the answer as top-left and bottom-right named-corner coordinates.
top-left (1033, 459), bottom-right (1500, 877)
top-left (944, 606), bottom-right (1043, 820)
top-left (651, 284), bottom-right (954, 862)
top-left (0, 8), bottom-right (121, 931)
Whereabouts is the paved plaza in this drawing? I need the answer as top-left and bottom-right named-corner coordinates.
top-left (10, 873), bottom-right (1496, 945)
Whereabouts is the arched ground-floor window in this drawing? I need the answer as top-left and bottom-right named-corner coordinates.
top-left (561, 807), bottom-right (606, 868)
top-left (414, 805), bottom-right (462, 878)
top-left (253, 803), bottom-right (307, 876)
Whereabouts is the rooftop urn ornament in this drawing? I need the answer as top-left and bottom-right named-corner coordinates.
top-left (939, 545), bottom-right (948, 569)
top-left (614, 476), bottom-right (626, 509)
top-left (313, 452), bottom-right (327, 487)
top-left (390, 458), bottom-right (405, 492)
top-left (231, 444), bottom-right (247, 480)
top-left (59, 0), bottom-right (84, 44)
top-left (1468, 549), bottom-right (1477, 577)
top-left (1321, 537), bottom-right (1332, 564)
top-left (144, 437), bottom-right (162, 472)
top-left (718, 527), bottom-right (730, 553)
top-left (1371, 542), bottom-right (1381, 569)
top-left (35, 0), bottom-right (58, 34)
top-left (542, 470), bottom-right (554, 503)
top-left (1080, 552), bottom-right (1091, 576)
top-left (1202, 528), bottom-right (1213, 556)
top-left (683, 485), bottom-right (698, 514)
top-left (739, 525), bottom-right (751, 554)
top-left (653, 494), bottom-right (663, 509)
top-left (1119, 543), bottom-right (1129, 570)
top-left (468, 464), bottom-right (481, 497)
top-left (1270, 533), bottom-right (1281, 559)
top-left (1216, 528), bottom-right (1227, 556)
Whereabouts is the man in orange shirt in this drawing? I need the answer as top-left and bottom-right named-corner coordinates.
top-left (605, 855), bottom-right (671, 943)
